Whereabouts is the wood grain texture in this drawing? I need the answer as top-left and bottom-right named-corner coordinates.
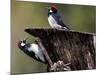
top-left (25, 28), bottom-right (96, 71)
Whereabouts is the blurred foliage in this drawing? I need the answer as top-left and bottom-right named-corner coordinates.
top-left (11, 0), bottom-right (96, 74)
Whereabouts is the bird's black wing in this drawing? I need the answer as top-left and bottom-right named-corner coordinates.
top-left (52, 13), bottom-right (70, 30)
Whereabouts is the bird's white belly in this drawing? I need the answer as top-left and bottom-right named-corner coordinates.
top-left (28, 44), bottom-right (45, 62)
top-left (48, 15), bottom-right (62, 29)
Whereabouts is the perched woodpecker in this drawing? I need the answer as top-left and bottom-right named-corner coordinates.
top-left (18, 38), bottom-right (47, 64)
top-left (47, 5), bottom-right (70, 30)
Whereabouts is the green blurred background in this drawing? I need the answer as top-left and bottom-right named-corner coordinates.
top-left (11, 0), bottom-right (96, 74)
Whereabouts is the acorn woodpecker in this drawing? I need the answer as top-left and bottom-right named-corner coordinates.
top-left (18, 38), bottom-right (47, 64)
top-left (47, 5), bottom-right (70, 30)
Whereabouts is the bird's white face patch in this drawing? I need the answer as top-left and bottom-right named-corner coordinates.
top-left (50, 9), bottom-right (52, 13)
top-left (21, 42), bottom-right (25, 46)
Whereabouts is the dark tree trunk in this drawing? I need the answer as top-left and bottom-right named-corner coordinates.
top-left (25, 28), bottom-right (96, 72)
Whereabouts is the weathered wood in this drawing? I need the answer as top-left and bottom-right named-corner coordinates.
top-left (25, 28), bottom-right (96, 71)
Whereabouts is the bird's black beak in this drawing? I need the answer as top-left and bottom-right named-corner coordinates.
top-left (45, 7), bottom-right (51, 10)
top-left (23, 37), bottom-right (28, 42)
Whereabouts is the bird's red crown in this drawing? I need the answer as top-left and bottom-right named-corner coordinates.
top-left (17, 40), bottom-right (22, 49)
top-left (51, 5), bottom-right (58, 12)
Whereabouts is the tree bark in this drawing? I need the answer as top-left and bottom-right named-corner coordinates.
top-left (25, 28), bottom-right (96, 71)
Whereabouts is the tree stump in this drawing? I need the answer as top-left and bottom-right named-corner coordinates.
top-left (25, 28), bottom-right (96, 72)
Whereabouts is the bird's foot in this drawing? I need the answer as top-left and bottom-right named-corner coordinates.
top-left (50, 60), bottom-right (71, 72)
